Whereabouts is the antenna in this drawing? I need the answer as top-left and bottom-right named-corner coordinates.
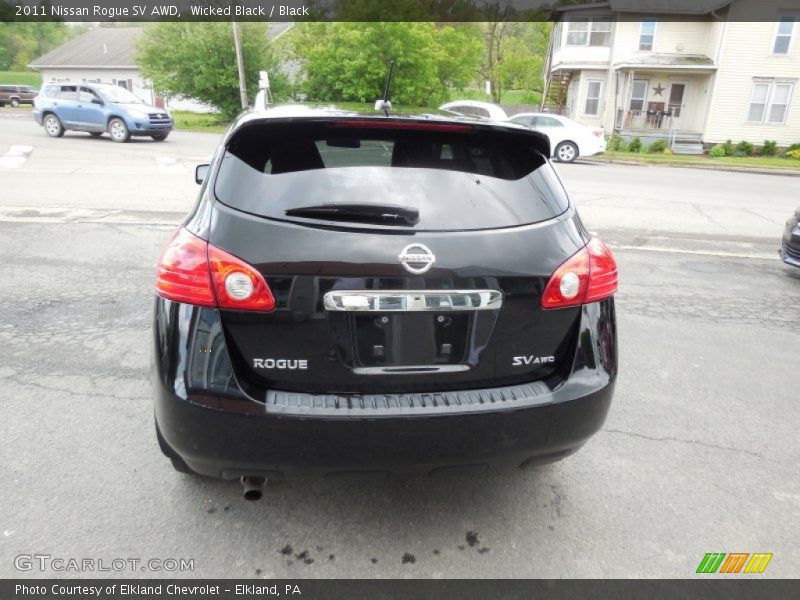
top-left (374, 60), bottom-right (395, 116)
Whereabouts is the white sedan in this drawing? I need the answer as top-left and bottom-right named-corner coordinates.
top-left (438, 100), bottom-right (509, 121)
top-left (507, 113), bottom-right (606, 162)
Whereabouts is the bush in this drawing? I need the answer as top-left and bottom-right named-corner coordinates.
top-left (787, 149), bottom-right (800, 160)
top-left (787, 143), bottom-right (800, 153)
top-left (721, 139), bottom-right (735, 156)
top-left (761, 140), bottom-right (778, 156)
top-left (607, 135), bottom-right (628, 152)
top-left (662, 148), bottom-right (674, 156)
top-left (709, 145), bottom-right (727, 158)
top-left (736, 140), bottom-right (755, 156)
top-left (627, 136), bottom-right (643, 153)
top-left (648, 139), bottom-right (668, 154)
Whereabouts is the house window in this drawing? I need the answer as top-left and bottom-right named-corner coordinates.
top-left (773, 18), bottom-right (794, 55)
top-left (566, 21), bottom-right (612, 47)
top-left (639, 21), bottom-right (656, 51)
top-left (629, 79), bottom-right (649, 112)
top-left (747, 81), bottom-right (794, 124)
top-left (584, 80), bottom-right (603, 115)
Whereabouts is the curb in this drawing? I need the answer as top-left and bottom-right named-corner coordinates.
top-left (581, 157), bottom-right (800, 177)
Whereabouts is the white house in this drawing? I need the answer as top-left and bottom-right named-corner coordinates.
top-left (29, 27), bottom-right (160, 105)
top-left (543, 0), bottom-right (800, 152)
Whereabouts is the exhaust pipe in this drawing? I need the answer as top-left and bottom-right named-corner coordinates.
top-left (240, 476), bottom-right (266, 501)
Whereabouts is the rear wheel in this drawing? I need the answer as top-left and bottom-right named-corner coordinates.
top-left (10, 98), bottom-right (20, 108)
top-left (555, 141), bottom-right (579, 163)
top-left (44, 114), bottom-right (64, 138)
top-left (108, 118), bottom-right (130, 143)
top-left (151, 133), bottom-right (169, 141)
top-left (89, 132), bottom-right (103, 137)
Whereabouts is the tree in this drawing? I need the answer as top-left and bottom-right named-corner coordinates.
top-left (476, 2), bottom-right (551, 104)
top-left (288, 22), bottom-right (483, 107)
top-left (135, 22), bottom-right (287, 119)
top-left (0, 22), bottom-right (85, 71)
top-left (495, 23), bottom-right (552, 105)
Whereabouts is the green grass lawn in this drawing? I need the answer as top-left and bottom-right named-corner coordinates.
top-left (0, 71), bottom-right (42, 87)
top-left (599, 150), bottom-right (800, 171)
top-left (170, 111), bottom-right (230, 133)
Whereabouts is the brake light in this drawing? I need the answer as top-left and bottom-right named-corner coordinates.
top-left (592, 130), bottom-right (603, 138)
top-left (333, 120), bottom-right (473, 132)
top-left (541, 238), bottom-right (618, 309)
top-left (155, 228), bottom-right (215, 307)
top-left (155, 227), bottom-right (275, 311)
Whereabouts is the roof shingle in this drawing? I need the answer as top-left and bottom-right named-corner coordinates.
top-left (29, 27), bottom-right (143, 69)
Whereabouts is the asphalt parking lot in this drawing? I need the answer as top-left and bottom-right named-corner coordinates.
top-left (1, 114), bottom-right (799, 578)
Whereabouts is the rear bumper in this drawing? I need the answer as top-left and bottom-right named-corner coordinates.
top-left (155, 381), bottom-right (613, 479)
top-left (582, 140), bottom-right (606, 157)
top-left (153, 298), bottom-right (617, 479)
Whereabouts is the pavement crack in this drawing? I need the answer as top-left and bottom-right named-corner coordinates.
top-left (603, 428), bottom-right (766, 461)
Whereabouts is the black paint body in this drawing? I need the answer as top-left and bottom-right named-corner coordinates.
top-left (780, 207), bottom-right (800, 268)
top-left (152, 110), bottom-right (618, 478)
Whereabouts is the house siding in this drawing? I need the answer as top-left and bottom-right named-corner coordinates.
top-left (704, 19), bottom-right (800, 146)
top-left (549, 0), bottom-right (799, 146)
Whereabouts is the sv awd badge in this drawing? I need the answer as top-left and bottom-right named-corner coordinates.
top-left (253, 359), bottom-right (308, 370)
top-left (513, 355), bottom-right (555, 366)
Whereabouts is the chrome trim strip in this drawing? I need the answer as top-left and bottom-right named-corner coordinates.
top-left (352, 365), bottom-right (471, 375)
top-left (323, 290), bottom-right (503, 312)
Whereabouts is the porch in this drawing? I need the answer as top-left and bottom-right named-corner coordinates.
top-left (612, 55), bottom-right (716, 154)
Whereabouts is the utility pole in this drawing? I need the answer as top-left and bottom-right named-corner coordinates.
top-left (232, 19), bottom-right (249, 109)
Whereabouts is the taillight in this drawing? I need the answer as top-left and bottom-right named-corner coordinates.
top-left (593, 130), bottom-right (603, 138)
top-left (208, 244), bottom-right (276, 311)
top-left (155, 228), bottom-right (215, 307)
top-left (541, 238), bottom-right (618, 309)
top-left (155, 227), bottom-right (275, 311)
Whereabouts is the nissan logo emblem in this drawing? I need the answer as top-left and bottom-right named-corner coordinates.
top-left (398, 244), bottom-right (435, 274)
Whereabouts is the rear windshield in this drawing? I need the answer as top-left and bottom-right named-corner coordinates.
top-left (214, 120), bottom-right (570, 231)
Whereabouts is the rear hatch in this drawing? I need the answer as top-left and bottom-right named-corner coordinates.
top-left (209, 116), bottom-right (588, 395)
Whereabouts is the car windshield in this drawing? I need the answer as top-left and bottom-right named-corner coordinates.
top-left (99, 86), bottom-right (144, 104)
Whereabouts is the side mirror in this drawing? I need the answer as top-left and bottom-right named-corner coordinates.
top-left (91, 98), bottom-right (104, 105)
top-left (195, 164), bottom-right (210, 185)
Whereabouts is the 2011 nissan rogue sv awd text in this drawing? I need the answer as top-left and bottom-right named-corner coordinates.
top-left (152, 106), bottom-right (618, 496)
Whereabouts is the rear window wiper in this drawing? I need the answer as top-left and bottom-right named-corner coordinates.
top-left (285, 203), bottom-right (420, 226)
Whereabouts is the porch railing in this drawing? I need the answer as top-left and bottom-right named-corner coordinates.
top-left (621, 109), bottom-right (680, 131)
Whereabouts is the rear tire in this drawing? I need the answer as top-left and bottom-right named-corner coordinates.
top-left (151, 133), bottom-right (169, 141)
top-left (108, 117), bottom-right (130, 143)
top-left (555, 141), bottom-right (579, 163)
top-left (89, 132), bottom-right (103, 137)
top-left (44, 113), bottom-right (64, 138)
top-left (10, 98), bottom-right (20, 108)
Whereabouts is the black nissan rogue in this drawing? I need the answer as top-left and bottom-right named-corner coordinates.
top-left (152, 106), bottom-right (618, 492)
